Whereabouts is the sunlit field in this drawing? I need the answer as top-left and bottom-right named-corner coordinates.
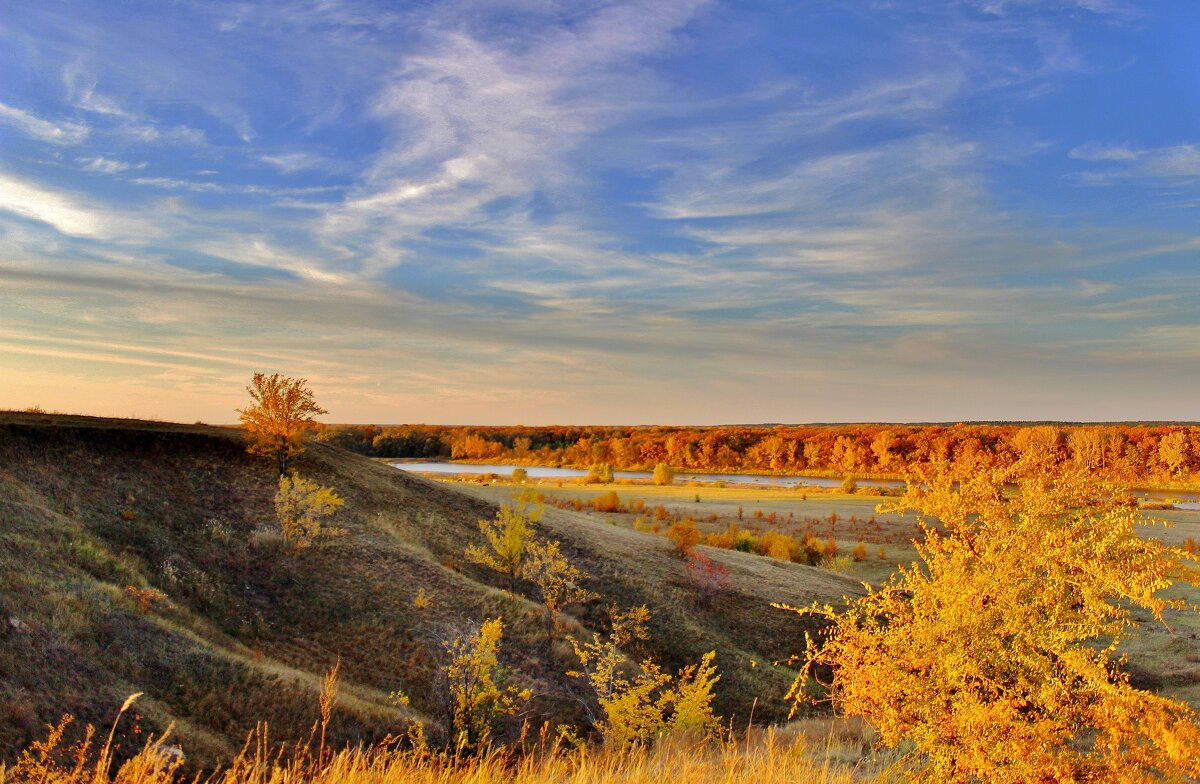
top-left (438, 471), bottom-right (1200, 710)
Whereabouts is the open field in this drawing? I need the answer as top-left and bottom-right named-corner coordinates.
top-left (438, 478), bottom-right (922, 585)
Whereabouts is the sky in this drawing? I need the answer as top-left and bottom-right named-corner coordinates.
top-left (1, 0), bottom-right (1198, 425)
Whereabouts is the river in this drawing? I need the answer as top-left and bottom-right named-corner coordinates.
top-left (390, 461), bottom-right (1200, 509)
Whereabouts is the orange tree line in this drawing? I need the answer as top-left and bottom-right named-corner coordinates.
top-left (313, 422), bottom-right (1200, 485)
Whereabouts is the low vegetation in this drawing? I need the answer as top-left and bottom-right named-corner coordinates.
top-left (274, 474), bottom-right (345, 551)
top-left (784, 454), bottom-right (1200, 781)
top-left (0, 715), bottom-right (887, 784)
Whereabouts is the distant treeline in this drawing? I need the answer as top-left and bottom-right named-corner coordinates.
top-left (314, 423), bottom-right (1200, 484)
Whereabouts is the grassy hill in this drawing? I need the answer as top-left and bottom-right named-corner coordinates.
top-left (0, 413), bottom-right (859, 768)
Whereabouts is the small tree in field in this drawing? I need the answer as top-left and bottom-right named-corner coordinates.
top-left (652, 462), bottom-right (674, 486)
top-left (523, 539), bottom-right (596, 641)
top-left (443, 618), bottom-right (529, 753)
top-left (585, 463), bottom-right (614, 484)
top-left (465, 491), bottom-right (541, 594)
top-left (274, 474), bottom-right (344, 551)
top-left (782, 456), bottom-right (1200, 782)
top-left (239, 373), bottom-right (327, 475)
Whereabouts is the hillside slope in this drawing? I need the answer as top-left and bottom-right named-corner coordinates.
top-left (0, 413), bottom-right (858, 766)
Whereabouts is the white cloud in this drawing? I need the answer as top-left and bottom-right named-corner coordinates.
top-left (323, 0), bottom-right (709, 269)
top-left (0, 102), bottom-right (89, 144)
top-left (78, 156), bottom-right (145, 174)
top-left (1068, 141), bottom-right (1139, 161)
top-left (260, 152), bottom-right (336, 173)
top-left (1070, 142), bottom-right (1200, 182)
top-left (130, 176), bottom-right (339, 197)
top-left (0, 172), bottom-right (107, 237)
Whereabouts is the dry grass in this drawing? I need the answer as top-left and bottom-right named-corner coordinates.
top-left (0, 711), bottom-right (898, 784)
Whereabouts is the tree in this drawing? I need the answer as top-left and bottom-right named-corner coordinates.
top-left (585, 463), bottom-right (614, 484)
top-left (239, 373), bottom-right (327, 475)
top-left (443, 618), bottom-right (530, 753)
top-left (1158, 430), bottom-right (1190, 476)
top-left (274, 474), bottom-right (344, 551)
top-left (465, 491), bottom-right (541, 594)
top-left (523, 539), bottom-right (596, 641)
top-left (782, 456), bottom-right (1200, 781)
top-left (652, 462), bottom-right (674, 486)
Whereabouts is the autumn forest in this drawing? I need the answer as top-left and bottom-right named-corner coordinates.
top-left (317, 422), bottom-right (1200, 486)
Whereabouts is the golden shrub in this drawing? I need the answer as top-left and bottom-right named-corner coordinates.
top-left (782, 457), bottom-right (1200, 782)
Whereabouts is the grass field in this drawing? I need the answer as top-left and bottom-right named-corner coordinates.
top-left (422, 476), bottom-right (924, 586)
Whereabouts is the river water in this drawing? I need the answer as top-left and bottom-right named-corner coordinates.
top-left (390, 461), bottom-right (1200, 510)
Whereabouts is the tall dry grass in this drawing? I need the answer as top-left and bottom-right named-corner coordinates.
top-left (0, 709), bottom-right (893, 784)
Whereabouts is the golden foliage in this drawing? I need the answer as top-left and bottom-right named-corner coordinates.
top-left (757, 530), bottom-right (794, 561)
top-left (568, 606), bottom-right (721, 747)
top-left (665, 651), bottom-right (721, 737)
top-left (652, 463), bottom-right (674, 486)
top-left (523, 539), bottom-right (597, 639)
top-left (665, 519), bottom-right (700, 557)
top-left (781, 457), bottom-right (1200, 782)
top-left (238, 373), bottom-right (327, 474)
top-left (465, 491), bottom-right (542, 593)
top-left (444, 618), bottom-right (530, 753)
top-left (584, 464), bottom-right (614, 484)
top-left (274, 474), bottom-right (345, 551)
top-left (591, 491), bottom-right (623, 513)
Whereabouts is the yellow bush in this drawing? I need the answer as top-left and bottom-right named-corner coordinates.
top-left (568, 606), bottom-right (722, 748)
top-left (274, 474), bottom-right (345, 551)
top-left (591, 491), bottom-right (623, 513)
top-left (666, 520), bottom-right (700, 556)
top-left (465, 491), bottom-right (541, 593)
top-left (758, 531), bottom-right (795, 561)
top-left (782, 458), bottom-right (1200, 781)
top-left (444, 618), bottom-right (530, 752)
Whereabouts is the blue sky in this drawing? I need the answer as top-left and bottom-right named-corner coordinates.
top-left (1, 0), bottom-right (1197, 424)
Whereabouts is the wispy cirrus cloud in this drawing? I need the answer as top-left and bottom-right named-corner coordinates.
top-left (78, 155), bottom-right (145, 174)
top-left (2, 0), bottom-right (1199, 423)
top-left (324, 0), bottom-right (710, 270)
top-left (0, 101), bottom-right (88, 144)
top-left (1070, 141), bottom-right (1200, 183)
top-left (0, 171), bottom-right (110, 237)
